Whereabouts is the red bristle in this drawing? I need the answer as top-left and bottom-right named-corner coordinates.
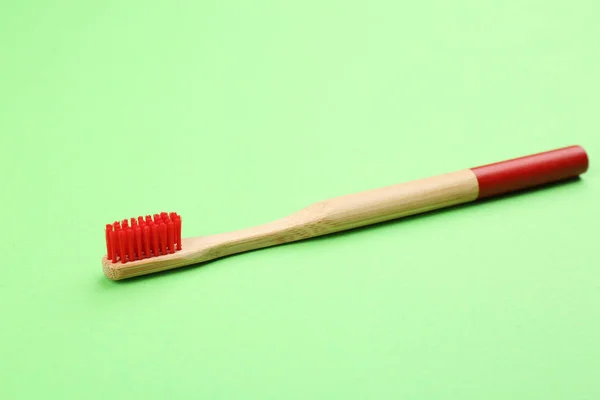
top-left (106, 213), bottom-right (181, 262)
top-left (127, 228), bottom-right (135, 261)
top-left (132, 222), bottom-right (139, 257)
top-left (143, 225), bottom-right (151, 259)
top-left (105, 224), bottom-right (113, 260)
top-left (113, 222), bottom-right (121, 261)
top-left (135, 225), bottom-right (143, 259)
top-left (110, 230), bottom-right (118, 263)
top-left (123, 221), bottom-right (131, 260)
top-left (161, 212), bottom-right (169, 223)
top-left (119, 229), bottom-right (128, 263)
top-left (167, 220), bottom-right (175, 254)
top-left (175, 215), bottom-right (182, 250)
top-left (158, 222), bottom-right (167, 255)
top-left (150, 222), bottom-right (159, 256)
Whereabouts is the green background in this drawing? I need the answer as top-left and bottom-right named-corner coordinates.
top-left (1, 1), bottom-right (599, 398)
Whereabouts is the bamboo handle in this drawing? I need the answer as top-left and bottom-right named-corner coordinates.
top-left (202, 170), bottom-right (479, 258)
top-left (313, 169), bottom-right (479, 234)
top-left (202, 146), bottom-right (589, 257)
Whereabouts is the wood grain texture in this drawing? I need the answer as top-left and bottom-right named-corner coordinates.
top-left (102, 169), bottom-right (479, 280)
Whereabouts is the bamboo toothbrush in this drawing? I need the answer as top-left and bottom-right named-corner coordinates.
top-left (103, 145), bottom-right (588, 280)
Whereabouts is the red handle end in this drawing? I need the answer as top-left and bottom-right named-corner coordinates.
top-left (471, 145), bottom-right (589, 199)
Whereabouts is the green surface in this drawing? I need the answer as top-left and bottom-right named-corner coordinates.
top-left (1, 1), bottom-right (599, 398)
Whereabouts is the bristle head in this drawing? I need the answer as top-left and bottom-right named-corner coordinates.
top-left (105, 212), bottom-right (182, 263)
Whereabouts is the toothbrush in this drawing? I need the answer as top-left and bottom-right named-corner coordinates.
top-left (102, 145), bottom-right (588, 280)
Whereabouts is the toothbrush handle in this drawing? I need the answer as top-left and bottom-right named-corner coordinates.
top-left (314, 145), bottom-right (588, 234)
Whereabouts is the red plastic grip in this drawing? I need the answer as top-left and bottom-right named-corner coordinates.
top-left (471, 145), bottom-right (589, 199)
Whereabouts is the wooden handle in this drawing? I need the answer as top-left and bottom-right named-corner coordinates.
top-left (202, 169), bottom-right (479, 258)
top-left (191, 146), bottom-right (589, 259)
top-left (313, 169), bottom-right (479, 234)
top-left (213, 146), bottom-right (588, 253)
